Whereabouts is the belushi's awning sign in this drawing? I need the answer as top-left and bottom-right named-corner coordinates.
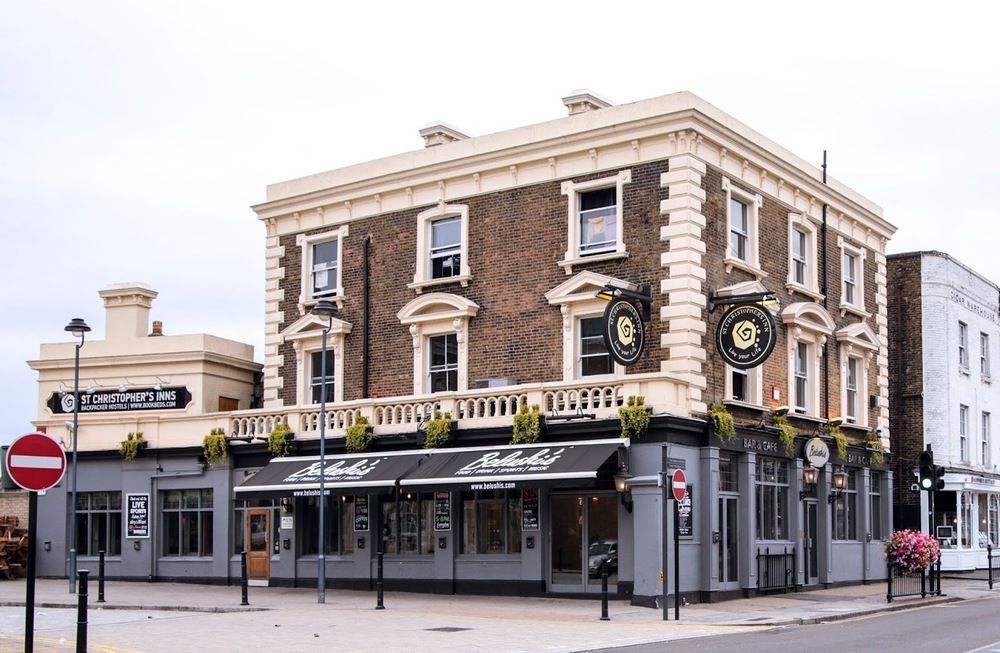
top-left (400, 438), bottom-right (624, 491)
top-left (234, 450), bottom-right (431, 498)
top-left (47, 386), bottom-right (192, 414)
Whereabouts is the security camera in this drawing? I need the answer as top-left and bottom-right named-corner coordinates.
top-left (773, 405), bottom-right (790, 417)
top-left (828, 416), bottom-right (844, 427)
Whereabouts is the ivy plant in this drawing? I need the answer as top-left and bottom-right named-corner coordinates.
top-left (512, 404), bottom-right (542, 445)
top-left (423, 411), bottom-right (452, 449)
top-left (202, 428), bottom-right (229, 468)
top-left (267, 422), bottom-right (293, 458)
top-left (619, 396), bottom-right (651, 440)
top-left (772, 415), bottom-right (796, 457)
top-left (867, 431), bottom-right (885, 465)
top-left (829, 425), bottom-right (848, 460)
top-left (345, 416), bottom-right (374, 453)
top-left (708, 403), bottom-right (736, 442)
top-left (119, 431), bottom-right (144, 463)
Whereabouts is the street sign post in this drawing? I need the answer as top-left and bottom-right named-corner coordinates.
top-left (671, 468), bottom-right (686, 620)
top-left (671, 469), bottom-right (687, 502)
top-left (6, 433), bottom-right (67, 653)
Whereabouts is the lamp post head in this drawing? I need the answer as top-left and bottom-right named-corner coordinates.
top-left (311, 301), bottom-right (337, 320)
top-left (65, 318), bottom-right (91, 337)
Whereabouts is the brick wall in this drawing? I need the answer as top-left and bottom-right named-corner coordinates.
top-left (700, 164), bottom-right (880, 438)
top-left (277, 160), bottom-right (671, 404)
top-left (0, 490), bottom-right (28, 528)
top-left (886, 253), bottom-right (924, 515)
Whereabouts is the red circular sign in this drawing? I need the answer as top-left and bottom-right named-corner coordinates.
top-left (5, 433), bottom-right (67, 492)
top-left (671, 469), bottom-right (687, 502)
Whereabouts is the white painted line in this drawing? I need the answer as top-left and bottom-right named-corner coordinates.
top-left (10, 455), bottom-right (63, 469)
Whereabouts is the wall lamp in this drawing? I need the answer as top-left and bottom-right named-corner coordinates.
top-left (773, 405), bottom-right (790, 418)
top-left (613, 471), bottom-right (633, 513)
top-left (800, 465), bottom-right (819, 500)
top-left (828, 466), bottom-right (849, 503)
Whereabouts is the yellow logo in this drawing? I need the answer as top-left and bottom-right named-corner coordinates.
top-left (732, 319), bottom-right (758, 350)
top-left (616, 316), bottom-right (634, 345)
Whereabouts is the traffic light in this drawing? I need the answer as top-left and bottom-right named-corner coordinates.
top-left (934, 464), bottom-right (946, 491)
top-left (918, 450), bottom-right (935, 491)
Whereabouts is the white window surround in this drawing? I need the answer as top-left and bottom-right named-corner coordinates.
top-left (786, 213), bottom-right (823, 302)
top-left (280, 312), bottom-right (353, 406)
top-left (545, 270), bottom-right (627, 381)
top-left (409, 203), bottom-right (472, 292)
top-left (721, 177), bottom-right (765, 279)
top-left (835, 322), bottom-right (878, 429)
top-left (837, 236), bottom-right (869, 318)
top-left (296, 224), bottom-right (349, 314)
top-left (724, 363), bottom-right (764, 408)
top-left (397, 293), bottom-right (479, 394)
top-left (558, 170), bottom-right (631, 274)
top-left (782, 302), bottom-right (836, 418)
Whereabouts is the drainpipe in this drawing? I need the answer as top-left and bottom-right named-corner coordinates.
top-left (821, 151), bottom-right (830, 418)
top-left (362, 235), bottom-right (371, 399)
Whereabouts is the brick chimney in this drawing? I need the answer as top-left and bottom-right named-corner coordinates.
top-left (150, 320), bottom-right (164, 336)
top-left (98, 283), bottom-right (158, 340)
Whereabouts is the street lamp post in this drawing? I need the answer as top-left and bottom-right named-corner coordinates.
top-left (311, 300), bottom-right (336, 604)
top-left (64, 318), bottom-right (90, 594)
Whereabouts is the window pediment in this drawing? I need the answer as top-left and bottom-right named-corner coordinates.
top-left (397, 292), bottom-right (479, 325)
top-left (280, 313), bottom-right (353, 343)
top-left (781, 302), bottom-right (835, 335)
top-left (836, 322), bottom-right (878, 351)
top-left (545, 271), bottom-right (631, 306)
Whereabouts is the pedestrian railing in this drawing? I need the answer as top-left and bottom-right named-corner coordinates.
top-left (886, 555), bottom-right (941, 602)
top-left (756, 546), bottom-right (796, 594)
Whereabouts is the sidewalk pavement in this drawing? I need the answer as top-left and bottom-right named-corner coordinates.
top-left (0, 576), bottom-right (992, 653)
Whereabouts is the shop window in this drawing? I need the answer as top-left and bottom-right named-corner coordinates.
top-left (869, 472), bottom-right (883, 541)
top-left (381, 493), bottom-right (433, 555)
top-left (962, 492), bottom-right (973, 548)
top-left (755, 458), bottom-right (789, 540)
top-left (959, 321), bottom-right (969, 370)
top-left (74, 491), bottom-right (121, 557)
top-left (298, 495), bottom-right (356, 556)
top-left (558, 171), bottom-right (631, 273)
top-left (721, 177), bottom-right (763, 278)
top-left (410, 204), bottom-right (471, 290)
top-left (719, 454), bottom-right (739, 493)
top-left (578, 316), bottom-right (612, 377)
top-left (233, 498), bottom-right (280, 555)
top-left (309, 350), bottom-right (336, 405)
top-left (162, 489), bottom-right (213, 557)
top-left (460, 490), bottom-right (522, 554)
top-left (833, 470), bottom-right (858, 541)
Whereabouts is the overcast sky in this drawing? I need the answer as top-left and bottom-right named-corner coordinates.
top-left (2, 1), bottom-right (998, 446)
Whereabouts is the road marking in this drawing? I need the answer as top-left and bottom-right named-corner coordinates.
top-left (963, 640), bottom-right (1000, 653)
top-left (10, 454), bottom-right (63, 469)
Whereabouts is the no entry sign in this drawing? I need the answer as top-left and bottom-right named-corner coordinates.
top-left (671, 469), bottom-right (687, 502)
top-left (5, 433), bottom-right (66, 492)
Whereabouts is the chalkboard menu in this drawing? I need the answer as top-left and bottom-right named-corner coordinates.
top-left (677, 487), bottom-right (693, 538)
top-left (521, 488), bottom-right (539, 531)
top-left (434, 492), bottom-right (451, 531)
top-left (354, 496), bottom-right (369, 532)
top-left (126, 493), bottom-right (150, 538)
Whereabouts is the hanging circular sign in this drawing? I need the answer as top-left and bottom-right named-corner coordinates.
top-left (715, 303), bottom-right (777, 370)
top-left (603, 298), bottom-right (645, 367)
top-left (804, 437), bottom-right (830, 468)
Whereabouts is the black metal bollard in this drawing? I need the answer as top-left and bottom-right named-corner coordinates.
top-left (97, 550), bottom-right (106, 603)
top-left (241, 551), bottom-right (249, 606)
top-left (376, 551), bottom-right (385, 609)
top-left (886, 560), bottom-right (893, 603)
top-left (600, 559), bottom-right (609, 621)
top-left (990, 545), bottom-right (994, 590)
top-left (76, 569), bottom-right (90, 653)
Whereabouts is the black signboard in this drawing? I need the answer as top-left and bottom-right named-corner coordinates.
top-left (521, 487), bottom-right (539, 531)
top-left (126, 493), bottom-right (150, 538)
top-left (47, 386), bottom-right (192, 414)
top-left (434, 492), bottom-right (451, 531)
top-left (354, 496), bottom-right (369, 532)
top-left (715, 304), bottom-right (777, 369)
top-left (602, 298), bottom-right (645, 366)
top-left (677, 487), bottom-right (693, 537)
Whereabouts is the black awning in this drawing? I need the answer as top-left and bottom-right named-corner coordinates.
top-left (399, 438), bottom-right (624, 491)
top-left (234, 450), bottom-right (430, 498)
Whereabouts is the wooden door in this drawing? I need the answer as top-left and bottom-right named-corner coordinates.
top-left (246, 509), bottom-right (270, 581)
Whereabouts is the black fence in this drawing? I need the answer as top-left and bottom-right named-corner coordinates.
top-left (989, 545), bottom-right (1000, 590)
top-left (757, 546), bottom-right (796, 594)
top-left (886, 558), bottom-right (942, 602)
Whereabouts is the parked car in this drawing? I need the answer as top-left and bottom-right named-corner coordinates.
top-left (588, 540), bottom-right (617, 577)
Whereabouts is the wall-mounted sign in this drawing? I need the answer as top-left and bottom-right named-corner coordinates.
top-left (280, 515), bottom-right (294, 530)
top-left (804, 437), bottom-right (830, 468)
top-left (521, 488), bottom-right (539, 531)
top-left (603, 298), bottom-right (645, 366)
top-left (434, 492), bottom-right (451, 531)
top-left (47, 387), bottom-right (192, 414)
top-left (354, 496), bottom-right (369, 532)
top-left (677, 487), bottom-right (693, 537)
top-left (715, 304), bottom-right (777, 370)
top-left (126, 493), bottom-right (150, 538)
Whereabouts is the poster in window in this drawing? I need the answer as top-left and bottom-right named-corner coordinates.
top-left (521, 487), bottom-right (539, 531)
top-left (126, 493), bottom-right (150, 539)
top-left (677, 486), bottom-right (693, 538)
top-left (434, 492), bottom-right (451, 531)
top-left (354, 496), bottom-right (369, 532)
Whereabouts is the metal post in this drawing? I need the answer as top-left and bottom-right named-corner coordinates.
top-left (989, 545), bottom-right (994, 590)
top-left (241, 551), bottom-right (249, 606)
top-left (69, 340), bottom-right (82, 593)
top-left (673, 498), bottom-right (680, 621)
top-left (376, 551), bottom-right (385, 609)
top-left (97, 550), bottom-right (105, 603)
top-left (76, 569), bottom-right (89, 653)
top-left (920, 566), bottom-right (927, 598)
top-left (600, 559), bottom-right (609, 621)
top-left (660, 445), bottom-right (669, 621)
top-left (25, 491), bottom-right (38, 653)
top-left (318, 323), bottom-right (330, 604)
top-left (886, 559), bottom-right (893, 603)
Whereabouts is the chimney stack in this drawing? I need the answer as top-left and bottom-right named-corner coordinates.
top-left (150, 320), bottom-right (164, 336)
top-left (98, 283), bottom-right (158, 340)
top-left (561, 90), bottom-right (614, 116)
top-left (419, 122), bottom-right (470, 148)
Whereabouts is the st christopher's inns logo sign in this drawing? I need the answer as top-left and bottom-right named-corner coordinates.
top-left (715, 304), bottom-right (777, 370)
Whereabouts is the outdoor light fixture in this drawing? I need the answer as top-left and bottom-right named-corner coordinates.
top-left (613, 472), bottom-right (633, 513)
top-left (828, 416), bottom-right (845, 428)
top-left (310, 299), bottom-right (337, 604)
top-left (593, 283), bottom-right (652, 322)
top-left (773, 405), bottom-right (790, 418)
top-left (829, 466), bottom-right (849, 503)
top-left (800, 465), bottom-right (819, 500)
top-left (64, 317), bottom-right (90, 594)
top-left (118, 382), bottom-right (128, 393)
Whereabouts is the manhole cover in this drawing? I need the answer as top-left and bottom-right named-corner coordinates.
top-left (425, 627), bottom-right (472, 633)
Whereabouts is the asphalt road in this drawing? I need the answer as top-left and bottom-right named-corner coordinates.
top-left (587, 596), bottom-right (1000, 653)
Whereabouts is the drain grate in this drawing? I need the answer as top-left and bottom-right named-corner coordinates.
top-left (425, 627), bottom-right (472, 633)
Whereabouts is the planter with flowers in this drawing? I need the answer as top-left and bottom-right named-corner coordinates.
top-left (884, 529), bottom-right (940, 573)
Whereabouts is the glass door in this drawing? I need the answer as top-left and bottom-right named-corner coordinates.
top-left (549, 494), bottom-right (618, 592)
top-left (718, 495), bottom-right (739, 589)
top-left (804, 500), bottom-right (819, 584)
